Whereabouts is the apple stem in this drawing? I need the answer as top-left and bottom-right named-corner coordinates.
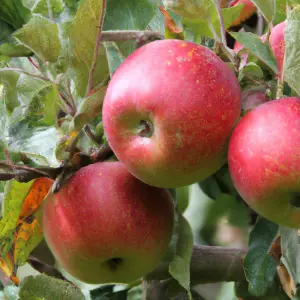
top-left (137, 120), bottom-right (154, 138)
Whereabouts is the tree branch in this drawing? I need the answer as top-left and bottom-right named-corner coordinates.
top-left (101, 30), bottom-right (164, 42)
top-left (87, 0), bottom-right (107, 94)
top-left (146, 245), bottom-right (247, 283)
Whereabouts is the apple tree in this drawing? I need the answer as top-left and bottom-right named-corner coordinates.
top-left (0, 0), bottom-right (299, 299)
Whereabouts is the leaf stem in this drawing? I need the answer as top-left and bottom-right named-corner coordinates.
top-left (1, 68), bottom-right (50, 82)
top-left (46, 0), bottom-right (54, 22)
top-left (215, 0), bottom-right (227, 46)
top-left (101, 30), bottom-right (164, 42)
top-left (87, 0), bottom-right (107, 95)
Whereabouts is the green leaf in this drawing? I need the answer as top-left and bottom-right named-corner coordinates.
top-left (69, 0), bottom-right (109, 96)
top-left (0, 20), bottom-right (14, 43)
top-left (239, 62), bottom-right (264, 82)
top-left (9, 74), bottom-right (60, 127)
top-left (19, 274), bottom-right (85, 300)
top-left (230, 31), bottom-right (278, 73)
top-left (162, 0), bottom-right (216, 19)
top-left (251, 0), bottom-right (276, 22)
top-left (0, 69), bottom-right (21, 114)
top-left (283, 6), bottom-right (300, 96)
top-left (0, 180), bottom-right (34, 240)
top-left (14, 15), bottom-right (61, 63)
top-left (274, 0), bottom-right (287, 24)
top-left (176, 186), bottom-right (189, 214)
top-left (71, 87), bottom-right (106, 130)
top-left (280, 227), bottom-right (300, 293)
top-left (8, 125), bottom-right (61, 167)
top-left (0, 0), bottom-right (31, 30)
top-left (104, 0), bottom-right (158, 30)
top-left (182, 6), bottom-right (243, 40)
top-left (104, 42), bottom-right (125, 78)
top-left (0, 41), bottom-right (33, 58)
top-left (127, 285), bottom-right (143, 300)
top-left (32, 0), bottom-right (64, 18)
top-left (169, 213), bottom-right (193, 294)
top-left (244, 217), bottom-right (279, 296)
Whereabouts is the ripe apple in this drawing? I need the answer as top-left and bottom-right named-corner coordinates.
top-left (229, 0), bottom-right (257, 27)
top-left (102, 39), bottom-right (241, 188)
top-left (228, 97), bottom-right (300, 228)
top-left (269, 21), bottom-right (286, 81)
top-left (43, 162), bottom-right (174, 284)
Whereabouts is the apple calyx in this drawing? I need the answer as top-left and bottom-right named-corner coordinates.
top-left (137, 120), bottom-right (154, 137)
top-left (290, 193), bottom-right (300, 208)
top-left (106, 257), bottom-right (123, 271)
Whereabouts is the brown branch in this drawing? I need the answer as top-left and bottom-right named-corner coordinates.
top-left (146, 245), bottom-right (247, 283)
top-left (101, 30), bottom-right (164, 42)
top-left (87, 0), bottom-right (107, 94)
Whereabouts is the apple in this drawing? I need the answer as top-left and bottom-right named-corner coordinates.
top-left (229, 0), bottom-right (257, 27)
top-left (269, 21), bottom-right (286, 81)
top-left (102, 39), bottom-right (241, 188)
top-left (228, 97), bottom-right (300, 228)
top-left (43, 161), bottom-right (174, 284)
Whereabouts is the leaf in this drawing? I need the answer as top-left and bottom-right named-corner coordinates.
top-left (8, 126), bottom-right (62, 167)
top-left (104, 43), bottom-right (125, 78)
top-left (19, 178), bottom-right (53, 219)
top-left (239, 62), bottom-right (264, 82)
top-left (71, 87), bottom-right (106, 130)
top-left (159, 6), bottom-right (184, 40)
top-left (0, 252), bottom-right (19, 285)
top-left (32, 0), bottom-right (64, 18)
top-left (0, 20), bottom-right (14, 43)
top-left (274, 0), bottom-right (287, 24)
top-left (244, 217), bottom-right (279, 296)
top-left (182, 5), bottom-right (243, 40)
top-left (0, 41), bottom-right (33, 58)
top-left (176, 186), bottom-right (189, 214)
top-left (19, 274), bottom-right (85, 300)
top-left (283, 6), bottom-right (300, 96)
top-left (11, 75), bottom-right (60, 127)
top-left (230, 31), bottom-right (278, 73)
top-left (169, 213), bottom-right (193, 294)
top-left (14, 15), bottom-right (61, 63)
top-left (127, 285), bottom-right (143, 300)
top-left (0, 180), bottom-right (33, 255)
top-left (104, 0), bottom-right (158, 31)
top-left (280, 227), bottom-right (300, 297)
top-left (0, 0), bottom-right (31, 30)
top-left (69, 0), bottom-right (109, 96)
top-left (0, 69), bottom-right (20, 114)
top-left (162, 0), bottom-right (216, 19)
top-left (251, 0), bottom-right (276, 22)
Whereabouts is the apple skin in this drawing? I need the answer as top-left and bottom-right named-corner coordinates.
top-left (43, 162), bottom-right (174, 284)
top-left (102, 39), bottom-right (241, 188)
top-left (228, 97), bottom-right (300, 228)
top-left (229, 0), bottom-right (256, 27)
top-left (269, 21), bottom-right (286, 81)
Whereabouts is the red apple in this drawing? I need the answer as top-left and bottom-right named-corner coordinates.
top-left (269, 21), bottom-right (286, 81)
top-left (229, 0), bottom-right (257, 27)
top-left (43, 162), bottom-right (174, 283)
top-left (102, 39), bottom-right (241, 188)
top-left (228, 97), bottom-right (300, 228)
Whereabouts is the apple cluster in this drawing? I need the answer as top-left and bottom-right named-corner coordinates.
top-left (43, 21), bottom-right (296, 285)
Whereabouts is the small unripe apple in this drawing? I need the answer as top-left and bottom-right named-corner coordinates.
top-left (43, 162), bottom-right (174, 284)
top-left (103, 39), bottom-right (241, 188)
top-left (269, 21), bottom-right (286, 81)
top-left (228, 97), bottom-right (300, 228)
top-left (229, 0), bottom-right (257, 27)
